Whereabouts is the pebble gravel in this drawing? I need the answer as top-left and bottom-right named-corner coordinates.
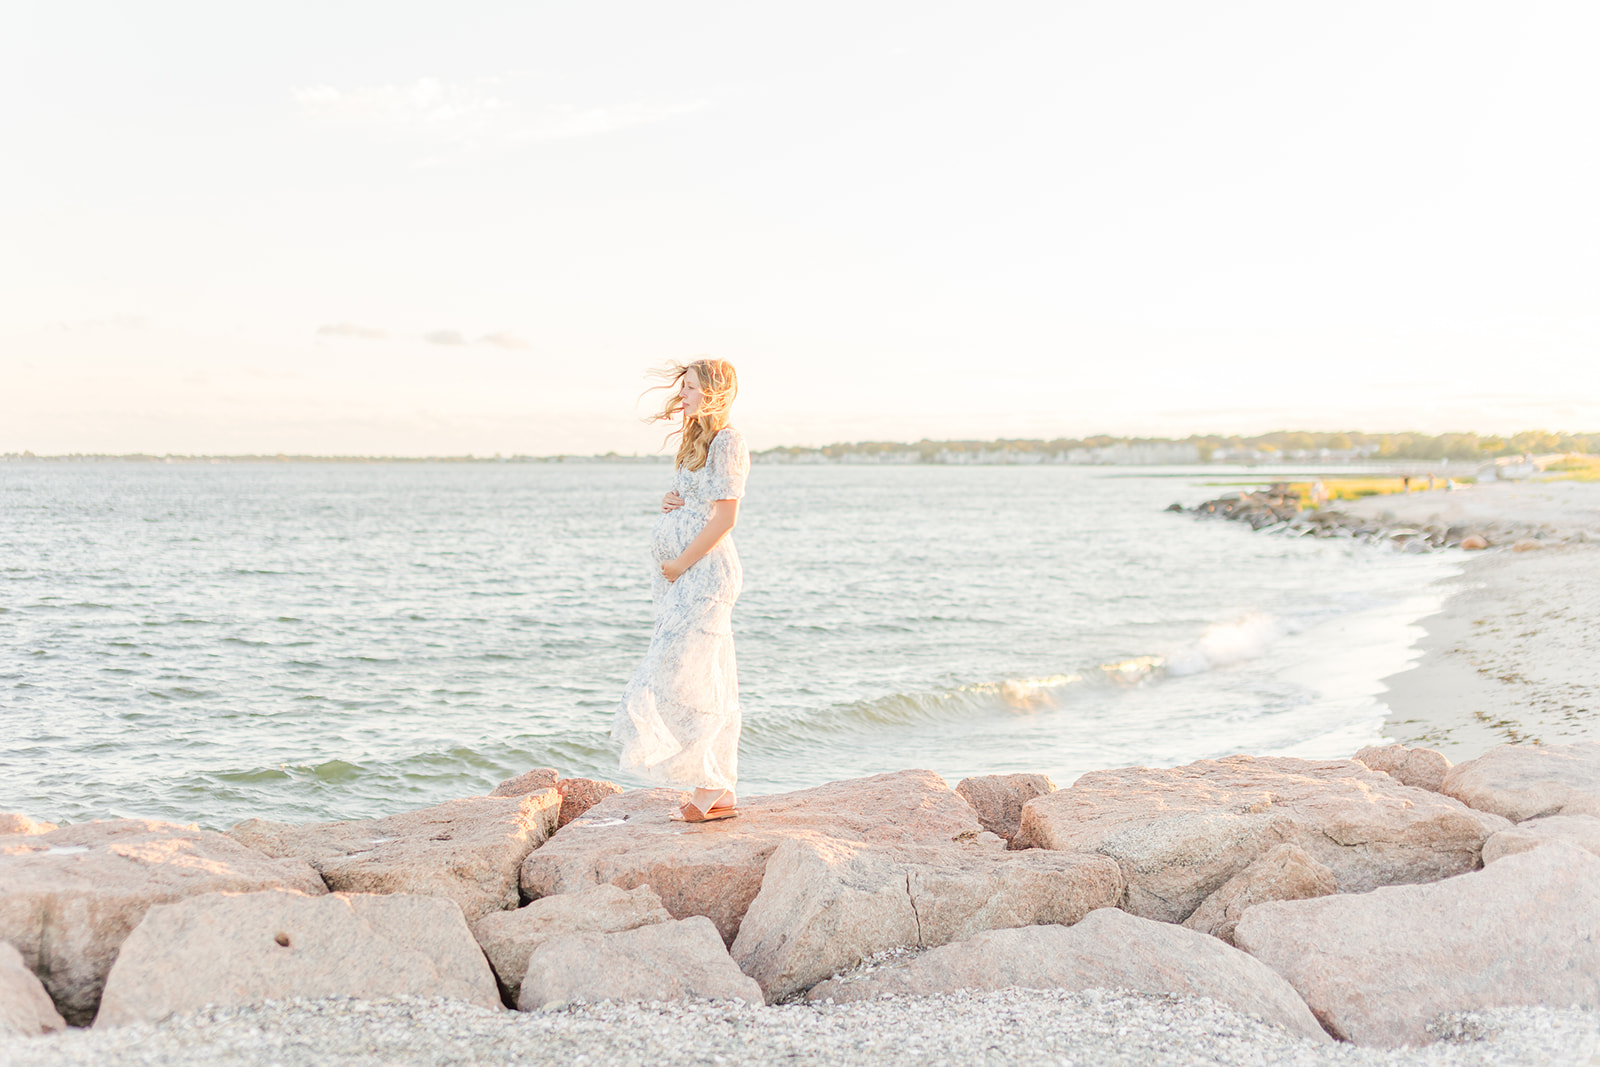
top-left (4, 992), bottom-right (1598, 1067)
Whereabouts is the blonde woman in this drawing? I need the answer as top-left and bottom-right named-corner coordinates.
top-left (611, 359), bottom-right (750, 821)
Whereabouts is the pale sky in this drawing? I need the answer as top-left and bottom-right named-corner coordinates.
top-left (4, 1), bottom-right (1598, 455)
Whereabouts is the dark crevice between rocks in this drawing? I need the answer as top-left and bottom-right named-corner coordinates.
top-left (905, 872), bottom-right (925, 948)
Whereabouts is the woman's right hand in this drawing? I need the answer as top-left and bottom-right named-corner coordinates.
top-left (661, 491), bottom-right (684, 513)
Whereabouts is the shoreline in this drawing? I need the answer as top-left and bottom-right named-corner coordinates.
top-left (1350, 481), bottom-right (1600, 761)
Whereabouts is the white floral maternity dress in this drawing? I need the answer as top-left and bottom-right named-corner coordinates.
top-left (611, 426), bottom-right (750, 791)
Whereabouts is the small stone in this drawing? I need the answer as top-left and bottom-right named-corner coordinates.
top-left (1353, 744), bottom-right (1452, 792)
top-left (1460, 535), bottom-right (1489, 550)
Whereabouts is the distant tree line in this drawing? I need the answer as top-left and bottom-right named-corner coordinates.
top-left (759, 430), bottom-right (1600, 462)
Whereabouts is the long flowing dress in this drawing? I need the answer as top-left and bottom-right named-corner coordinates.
top-left (611, 426), bottom-right (750, 791)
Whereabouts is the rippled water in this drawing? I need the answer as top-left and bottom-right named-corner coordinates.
top-left (1, 461), bottom-right (1454, 828)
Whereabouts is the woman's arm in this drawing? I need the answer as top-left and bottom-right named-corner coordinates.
top-left (662, 499), bottom-right (739, 582)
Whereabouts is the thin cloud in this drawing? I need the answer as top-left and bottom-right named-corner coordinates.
top-left (292, 76), bottom-right (704, 157)
top-left (317, 322), bottom-right (389, 340)
top-left (423, 329), bottom-right (467, 346)
top-left (478, 332), bottom-right (530, 351)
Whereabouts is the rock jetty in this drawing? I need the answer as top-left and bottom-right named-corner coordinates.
top-left (3, 744), bottom-right (1598, 1049)
top-left (1171, 484), bottom-right (1576, 552)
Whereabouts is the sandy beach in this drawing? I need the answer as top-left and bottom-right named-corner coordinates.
top-left (1353, 480), bottom-right (1600, 761)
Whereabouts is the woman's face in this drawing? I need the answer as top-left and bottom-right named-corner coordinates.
top-left (680, 367), bottom-right (705, 417)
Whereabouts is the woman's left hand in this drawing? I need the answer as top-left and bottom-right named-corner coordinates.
top-left (662, 557), bottom-right (688, 583)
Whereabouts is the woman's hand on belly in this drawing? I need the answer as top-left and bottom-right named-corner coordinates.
top-left (662, 557), bottom-right (688, 583)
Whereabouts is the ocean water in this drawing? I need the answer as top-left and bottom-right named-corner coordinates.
top-left (0, 461), bottom-right (1456, 829)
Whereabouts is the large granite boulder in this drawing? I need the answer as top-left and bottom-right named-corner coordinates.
top-left (471, 883), bottom-right (673, 1005)
top-left (1234, 842), bottom-right (1600, 1047)
top-left (95, 890), bottom-right (501, 1026)
top-left (231, 790), bottom-right (560, 923)
top-left (1353, 744), bottom-right (1451, 792)
top-left (517, 916), bottom-right (761, 1010)
top-left (1012, 755), bottom-right (1508, 923)
top-left (808, 908), bottom-right (1328, 1043)
top-left (1181, 843), bottom-right (1337, 946)
top-left (520, 771), bottom-right (983, 945)
top-left (0, 819), bottom-right (326, 1025)
top-left (1442, 742), bottom-right (1600, 821)
top-left (955, 774), bottom-right (1056, 840)
top-left (0, 941), bottom-right (65, 1036)
top-left (554, 778), bottom-right (625, 829)
top-left (1482, 814), bottom-right (1600, 864)
top-left (731, 836), bottom-right (1122, 1001)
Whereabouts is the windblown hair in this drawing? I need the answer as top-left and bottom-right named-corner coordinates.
top-left (646, 359), bottom-right (739, 471)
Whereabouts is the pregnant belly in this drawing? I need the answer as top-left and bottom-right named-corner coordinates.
top-left (652, 507), bottom-right (703, 562)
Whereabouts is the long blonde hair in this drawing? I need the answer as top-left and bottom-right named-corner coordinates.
top-left (646, 359), bottom-right (738, 471)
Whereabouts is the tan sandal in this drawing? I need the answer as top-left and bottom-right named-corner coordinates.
top-left (676, 802), bottom-right (739, 822)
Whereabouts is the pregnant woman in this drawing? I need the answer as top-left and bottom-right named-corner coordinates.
top-left (611, 359), bottom-right (750, 822)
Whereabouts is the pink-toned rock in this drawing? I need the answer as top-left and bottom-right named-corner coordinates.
top-left (1353, 744), bottom-right (1452, 792)
top-left (518, 916), bottom-right (762, 1009)
top-left (1441, 742), bottom-right (1600, 822)
top-left (955, 774), bottom-right (1056, 840)
top-left (520, 771), bottom-right (983, 945)
top-left (731, 836), bottom-right (1122, 1001)
top-left (555, 778), bottom-right (625, 829)
top-left (1012, 755), bottom-right (1508, 924)
top-left (1182, 843), bottom-right (1337, 946)
top-left (1482, 814), bottom-right (1600, 864)
top-left (490, 768), bottom-right (559, 797)
top-left (0, 819), bottom-right (326, 1025)
top-left (1, 941), bottom-right (65, 1036)
top-left (1512, 538), bottom-right (1543, 552)
top-left (231, 790), bottom-right (560, 924)
top-left (1460, 534), bottom-right (1489, 550)
top-left (1236, 842), bottom-right (1600, 1047)
top-left (95, 890), bottom-right (500, 1026)
top-left (0, 815), bottom-right (56, 836)
top-left (808, 908), bottom-right (1328, 1042)
top-left (472, 883), bottom-right (673, 1004)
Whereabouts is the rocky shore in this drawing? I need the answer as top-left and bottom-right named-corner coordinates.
top-left (5, 744), bottom-right (1600, 1062)
top-left (1175, 481), bottom-right (1598, 552)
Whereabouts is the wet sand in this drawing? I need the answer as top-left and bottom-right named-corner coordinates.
top-left (1350, 480), bottom-right (1600, 760)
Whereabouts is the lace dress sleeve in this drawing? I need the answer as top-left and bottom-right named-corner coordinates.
top-left (705, 427), bottom-right (750, 501)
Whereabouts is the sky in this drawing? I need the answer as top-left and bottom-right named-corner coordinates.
top-left (3, 1), bottom-right (1598, 455)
